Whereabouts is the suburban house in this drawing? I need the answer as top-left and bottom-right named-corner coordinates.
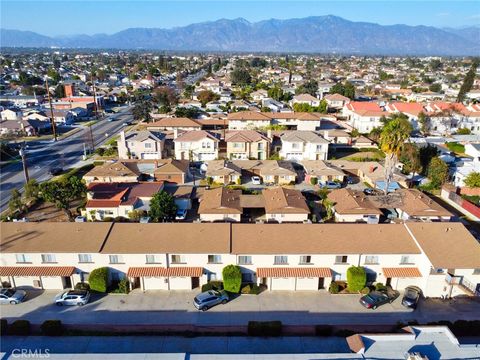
top-left (83, 161), bottom-right (141, 184)
top-left (117, 130), bottom-right (166, 160)
top-left (327, 188), bottom-right (383, 224)
top-left (453, 144), bottom-right (480, 187)
top-left (173, 130), bottom-right (219, 161)
top-left (389, 189), bottom-right (453, 222)
top-left (251, 89), bottom-right (268, 102)
top-left (385, 102), bottom-right (424, 130)
top-left (225, 130), bottom-right (270, 160)
top-left (342, 102), bottom-right (388, 133)
top-left (147, 117), bottom-right (202, 131)
top-left (1, 222), bottom-right (479, 297)
top-left (324, 94), bottom-right (350, 110)
top-left (279, 131), bottom-right (329, 161)
top-left (0, 108), bottom-right (23, 121)
top-left (290, 93), bottom-right (321, 107)
top-left (205, 160), bottom-right (242, 185)
top-left (262, 187), bottom-right (310, 223)
top-left (227, 111), bottom-right (323, 131)
top-left (301, 160), bottom-right (346, 184)
top-left (84, 182), bottom-right (164, 221)
top-left (0, 119), bottom-right (50, 136)
top-left (230, 160), bottom-right (297, 185)
top-left (52, 110), bottom-right (75, 125)
top-left (198, 187), bottom-right (243, 222)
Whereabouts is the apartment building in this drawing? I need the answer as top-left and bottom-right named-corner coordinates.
top-left (227, 111), bottom-right (322, 131)
top-left (1, 223), bottom-right (479, 298)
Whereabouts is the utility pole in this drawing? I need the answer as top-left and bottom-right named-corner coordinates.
top-left (89, 124), bottom-right (95, 152)
top-left (91, 74), bottom-right (99, 119)
top-left (45, 77), bottom-right (58, 141)
top-left (19, 148), bottom-right (29, 183)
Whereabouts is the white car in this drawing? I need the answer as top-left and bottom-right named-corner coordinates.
top-left (251, 176), bottom-right (262, 185)
top-left (175, 209), bottom-right (187, 220)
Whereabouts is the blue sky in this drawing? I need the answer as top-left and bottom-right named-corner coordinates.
top-left (1, 1), bottom-right (479, 36)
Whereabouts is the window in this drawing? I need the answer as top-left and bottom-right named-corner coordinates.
top-left (208, 255), bottom-right (222, 264)
top-left (274, 256), bottom-right (288, 265)
top-left (202, 142), bottom-right (211, 149)
top-left (292, 143), bottom-right (300, 149)
top-left (146, 255), bottom-right (161, 264)
top-left (144, 143), bottom-right (152, 149)
top-left (400, 255), bottom-right (413, 265)
top-left (78, 254), bottom-right (93, 263)
top-left (257, 143), bottom-right (264, 150)
top-left (109, 255), bottom-right (124, 264)
top-left (238, 256), bottom-right (252, 265)
top-left (171, 255), bottom-right (185, 264)
top-left (316, 145), bottom-right (323, 152)
top-left (299, 255), bottom-right (312, 264)
top-left (41, 254), bottom-right (56, 263)
top-left (335, 255), bottom-right (348, 264)
top-left (208, 272), bottom-right (217, 281)
top-left (15, 254), bottom-right (31, 263)
top-left (364, 255), bottom-right (379, 265)
top-left (473, 269), bottom-right (480, 275)
top-left (233, 142), bottom-right (243, 148)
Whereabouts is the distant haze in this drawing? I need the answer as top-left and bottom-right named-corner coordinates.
top-left (1, 16), bottom-right (479, 56)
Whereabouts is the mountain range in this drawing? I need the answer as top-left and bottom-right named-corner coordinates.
top-left (1, 16), bottom-right (479, 55)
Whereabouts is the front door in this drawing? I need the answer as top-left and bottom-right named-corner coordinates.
top-left (63, 276), bottom-right (72, 289)
top-left (318, 277), bottom-right (325, 290)
top-left (191, 277), bottom-right (200, 289)
top-left (386, 278), bottom-right (392, 287)
top-left (132, 277), bottom-right (141, 289)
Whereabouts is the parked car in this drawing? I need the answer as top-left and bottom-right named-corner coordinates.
top-left (48, 167), bottom-right (63, 176)
top-left (122, 121), bottom-right (132, 126)
top-left (251, 176), bottom-right (262, 185)
top-left (359, 290), bottom-right (399, 310)
top-left (401, 286), bottom-right (422, 309)
top-left (363, 188), bottom-right (378, 196)
top-left (346, 176), bottom-right (356, 185)
top-left (193, 290), bottom-right (229, 311)
top-left (139, 216), bottom-right (151, 223)
top-left (54, 290), bottom-right (90, 306)
top-left (0, 288), bottom-right (27, 305)
top-left (107, 117), bottom-right (116, 122)
top-left (175, 208), bottom-right (187, 220)
top-left (320, 181), bottom-right (342, 189)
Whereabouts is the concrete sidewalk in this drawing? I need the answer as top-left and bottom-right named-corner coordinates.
top-left (1, 290), bottom-right (479, 327)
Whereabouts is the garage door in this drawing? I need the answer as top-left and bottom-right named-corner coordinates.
top-left (143, 277), bottom-right (169, 290)
top-left (198, 153), bottom-right (215, 161)
top-left (169, 276), bottom-right (192, 290)
top-left (141, 153), bottom-right (159, 159)
top-left (270, 277), bottom-right (296, 291)
top-left (296, 277), bottom-right (318, 291)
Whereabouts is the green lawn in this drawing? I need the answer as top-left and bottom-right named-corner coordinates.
top-left (446, 142), bottom-right (465, 155)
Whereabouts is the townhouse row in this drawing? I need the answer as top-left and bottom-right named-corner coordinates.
top-left (0, 222), bottom-right (479, 298)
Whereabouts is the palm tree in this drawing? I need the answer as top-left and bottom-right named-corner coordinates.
top-left (379, 117), bottom-right (412, 195)
top-left (369, 127), bottom-right (382, 143)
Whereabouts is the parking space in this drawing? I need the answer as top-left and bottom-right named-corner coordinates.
top-left (2, 289), bottom-right (479, 326)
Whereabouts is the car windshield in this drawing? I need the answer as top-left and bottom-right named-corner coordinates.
top-left (405, 289), bottom-right (417, 298)
top-left (4, 289), bottom-right (15, 297)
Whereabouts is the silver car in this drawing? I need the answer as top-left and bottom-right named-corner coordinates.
top-left (54, 290), bottom-right (90, 306)
top-left (0, 288), bottom-right (27, 305)
top-left (193, 290), bottom-right (229, 311)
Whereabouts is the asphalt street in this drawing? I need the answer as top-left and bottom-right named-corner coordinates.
top-left (0, 106), bottom-right (133, 212)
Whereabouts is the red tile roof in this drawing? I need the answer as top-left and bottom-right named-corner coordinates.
top-left (382, 267), bottom-right (422, 278)
top-left (256, 267), bottom-right (332, 278)
top-left (127, 267), bottom-right (203, 277)
top-left (0, 266), bottom-right (75, 277)
top-left (346, 101), bottom-right (382, 112)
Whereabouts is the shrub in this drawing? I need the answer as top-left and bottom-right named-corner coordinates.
top-left (240, 284), bottom-right (252, 294)
top-left (74, 282), bottom-right (90, 291)
top-left (201, 281), bottom-right (224, 292)
top-left (328, 281), bottom-right (340, 294)
top-left (41, 320), bottom-right (63, 336)
top-left (360, 287), bottom-right (370, 294)
top-left (0, 319), bottom-right (7, 335)
top-left (315, 325), bottom-right (333, 336)
top-left (310, 177), bottom-right (318, 186)
top-left (222, 265), bottom-right (242, 293)
top-left (375, 282), bottom-right (387, 291)
top-left (89, 267), bottom-right (109, 293)
top-left (118, 278), bottom-right (130, 294)
top-left (9, 320), bottom-right (30, 335)
top-left (94, 148), bottom-right (105, 156)
top-left (248, 321), bottom-right (282, 337)
top-left (240, 283), bottom-right (264, 295)
top-left (346, 266), bottom-right (366, 292)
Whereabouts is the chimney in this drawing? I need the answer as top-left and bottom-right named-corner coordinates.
top-left (173, 128), bottom-right (178, 139)
top-left (120, 130), bottom-right (126, 145)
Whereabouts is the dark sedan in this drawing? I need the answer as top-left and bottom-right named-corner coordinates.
top-left (360, 290), bottom-right (399, 310)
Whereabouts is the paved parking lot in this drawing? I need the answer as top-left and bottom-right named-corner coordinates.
top-left (1, 289), bottom-right (479, 326)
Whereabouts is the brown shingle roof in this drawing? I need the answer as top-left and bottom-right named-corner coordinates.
top-left (101, 223), bottom-right (230, 254)
top-left (328, 188), bottom-right (383, 215)
top-left (148, 117), bottom-right (201, 128)
top-left (198, 187), bottom-right (243, 214)
top-left (262, 187), bottom-right (310, 214)
top-left (225, 130), bottom-right (270, 143)
top-left (173, 130), bottom-right (219, 142)
top-left (83, 162), bottom-right (140, 179)
top-left (0, 223), bottom-right (112, 253)
top-left (231, 224), bottom-right (421, 255)
top-left (406, 223), bottom-right (480, 269)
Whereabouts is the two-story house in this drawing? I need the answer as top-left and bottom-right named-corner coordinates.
top-left (279, 131), bottom-right (329, 161)
top-left (118, 130), bottom-right (166, 160)
top-left (225, 130), bottom-right (270, 160)
top-left (173, 130), bottom-right (219, 161)
top-left (342, 102), bottom-right (387, 133)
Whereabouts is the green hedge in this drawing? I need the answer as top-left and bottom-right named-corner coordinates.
top-left (222, 265), bottom-right (242, 293)
top-left (248, 321), bottom-right (282, 337)
top-left (240, 283), bottom-right (265, 295)
top-left (375, 282), bottom-right (387, 291)
top-left (347, 266), bottom-right (366, 292)
top-left (74, 282), bottom-right (90, 291)
top-left (89, 267), bottom-right (109, 293)
top-left (9, 320), bottom-right (30, 335)
top-left (41, 320), bottom-right (63, 336)
top-left (201, 281), bottom-right (224, 292)
top-left (328, 281), bottom-right (340, 294)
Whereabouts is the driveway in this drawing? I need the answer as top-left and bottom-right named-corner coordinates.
top-left (1, 290), bottom-right (479, 326)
